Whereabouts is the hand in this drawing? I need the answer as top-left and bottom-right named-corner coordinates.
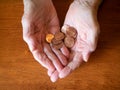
top-left (59, 0), bottom-right (101, 78)
top-left (21, 0), bottom-right (69, 81)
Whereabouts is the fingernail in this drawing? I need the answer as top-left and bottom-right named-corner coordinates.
top-left (51, 77), bottom-right (57, 82)
top-left (50, 71), bottom-right (59, 82)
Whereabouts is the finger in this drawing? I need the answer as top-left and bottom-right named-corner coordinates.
top-left (61, 24), bottom-right (69, 34)
top-left (51, 46), bottom-right (68, 66)
top-left (49, 26), bottom-right (69, 66)
top-left (32, 50), bottom-right (55, 72)
top-left (60, 44), bottom-right (70, 58)
top-left (59, 53), bottom-right (83, 78)
top-left (47, 70), bottom-right (53, 77)
top-left (69, 51), bottom-right (75, 62)
top-left (50, 70), bottom-right (59, 82)
top-left (44, 43), bottom-right (63, 72)
top-left (24, 35), bottom-right (55, 72)
top-left (82, 51), bottom-right (91, 62)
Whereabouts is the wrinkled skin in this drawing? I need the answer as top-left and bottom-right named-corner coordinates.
top-left (59, 0), bottom-right (100, 78)
top-left (21, 0), bottom-right (69, 81)
top-left (49, 0), bottom-right (101, 80)
top-left (22, 0), bottom-right (101, 82)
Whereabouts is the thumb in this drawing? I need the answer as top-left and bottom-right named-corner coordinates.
top-left (61, 24), bottom-right (70, 34)
top-left (82, 51), bottom-right (91, 62)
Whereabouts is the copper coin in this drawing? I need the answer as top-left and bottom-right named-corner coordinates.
top-left (46, 34), bottom-right (54, 43)
top-left (54, 32), bottom-right (65, 40)
top-left (52, 38), bottom-right (62, 45)
top-left (52, 42), bottom-right (64, 49)
top-left (64, 36), bottom-right (75, 48)
top-left (66, 27), bottom-right (77, 38)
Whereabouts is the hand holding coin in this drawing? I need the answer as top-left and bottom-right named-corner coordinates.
top-left (46, 25), bottom-right (77, 49)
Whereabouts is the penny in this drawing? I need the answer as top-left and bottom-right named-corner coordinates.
top-left (66, 27), bottom-right (77, 38)
top-left (52, 42), bottom-right (64, 49)
top-left (46, 34), bottom-right (54, 43)
top-left (46, 25), bottom-right (77, 49)
top-left (52, 38), bottom-right (62, 45)
top-left (54, 32), bottom-right (65, 40)
top-left (64, 36), bottom-right (75, 48)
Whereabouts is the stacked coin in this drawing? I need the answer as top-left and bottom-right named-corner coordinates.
top-left (51, 32), bottom-right (65, 49)
top-left (62, 25), bottom-right (77, 48)
top-left (46, 25), bottom-right (77, 49)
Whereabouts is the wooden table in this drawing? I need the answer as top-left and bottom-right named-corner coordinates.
top-left (0, 0), bottom-right (120, 90)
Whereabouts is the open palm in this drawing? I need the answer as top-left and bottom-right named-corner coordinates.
top-left (21, 0), bottom-right (69, 79)
top-left (59, 1), bottom-right (100, 78)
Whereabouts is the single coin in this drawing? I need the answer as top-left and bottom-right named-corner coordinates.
top-left (54, 32), bottom-right (65, 41)
top-left (52, 42), bottom-right (64, 50)
top-left (66, 27), bottom-right (77, 38)
top-left (52, 38), bottom-right (62, 45)
top-left (46, 34), bottom-right (54, 43)
top-left (64, 36), bottom-right (75, 48)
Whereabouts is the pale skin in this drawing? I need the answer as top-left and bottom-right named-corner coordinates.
top-left (22, 0), bottom-right (102, 82)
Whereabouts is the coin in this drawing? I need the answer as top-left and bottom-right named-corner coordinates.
top-left (66, 27), bottom-right (77, 38)
top-left (46, 34), bottom-right (54, 43)
top-left (54, 32), bottom-right (65, 40)
top-left (64, 36), bottom-right (75, 48)
top-left (52, 42), bottom-right (64, 49)
top-left (52, 38), bottom-right (62, 45)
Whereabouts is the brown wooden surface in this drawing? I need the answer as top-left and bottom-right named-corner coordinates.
top-left (0, 0), bottom-right (120, 90)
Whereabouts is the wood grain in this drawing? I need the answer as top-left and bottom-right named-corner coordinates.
top-left (0, 0), bottom-right (120, 90)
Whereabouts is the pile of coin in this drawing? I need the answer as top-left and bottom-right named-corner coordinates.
top-left (46, 25), bottom-right (77, 49)
top-left (51, 32), bottom-right (65, 49)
